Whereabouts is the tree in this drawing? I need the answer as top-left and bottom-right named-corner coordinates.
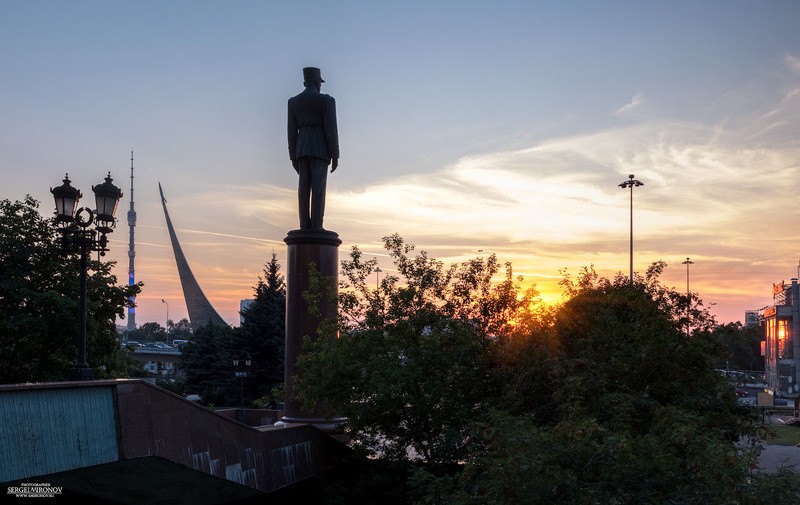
top-left (168, 318), bottom-right (193, 342)
top-left (713, 321), bottom-right (764, 372)
top-left (424, 266), bottom-right (791, 505)
top-left (181, 253), bottom-right (286, 408)
top-left (126, 321), bottom-right (168, 343)
top-left (0, 196), bottom-right (140, 383)
top-left (236, 252), bottom-right (286, 405)
top-left (296, 235), bottom-right (542, 463)
top-left (180, 322), bottom-right (236, 406)
top-left (295, 248), bottom-right (800, 503)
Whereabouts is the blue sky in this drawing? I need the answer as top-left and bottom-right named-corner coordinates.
top-left (1, 0), bottom-right (799, 326)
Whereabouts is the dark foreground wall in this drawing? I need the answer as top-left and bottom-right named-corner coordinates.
top-left (0, 379), bottom-right (348, 493)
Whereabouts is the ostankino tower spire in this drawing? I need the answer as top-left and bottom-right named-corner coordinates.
top-left (126, 150), bottom-right (137, 331)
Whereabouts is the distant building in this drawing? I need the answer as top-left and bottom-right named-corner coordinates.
top-left (745, 310), bottom-right (761, 328)
top-left (763, 277), bottom-right (800, 397)
top-left (240, 299), bottom-right (254, 325)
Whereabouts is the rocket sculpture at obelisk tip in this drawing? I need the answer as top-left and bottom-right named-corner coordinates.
top-left (158, 182), bottom-right (227, 329)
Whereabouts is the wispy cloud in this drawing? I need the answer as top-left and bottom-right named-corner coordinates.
top-left (786, 53), bottom-right (800, 73)
top-left (615, 93), bottom-right (644, 117)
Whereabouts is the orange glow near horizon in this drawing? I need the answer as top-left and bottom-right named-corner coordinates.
top-left (110, 231), bottom-right (782, 329)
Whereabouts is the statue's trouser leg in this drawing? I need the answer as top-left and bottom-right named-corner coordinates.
top-left (297, 160), bottom-right (313, 229)
top-left (308, 158), bottom-right (328, 229)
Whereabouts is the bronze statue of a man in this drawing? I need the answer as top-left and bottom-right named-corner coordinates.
top-left (287, 67), bottom-right (339, 230)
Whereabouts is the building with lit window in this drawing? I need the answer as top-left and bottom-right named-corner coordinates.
top-left (763, 278), bottom-right (800, 396)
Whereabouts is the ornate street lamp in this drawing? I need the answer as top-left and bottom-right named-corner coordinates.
top-left (618, 174), bottom-right (644, 283)
top-left (233, 356), bottom-right (252, 423)
top-left (51, 173), bottom-right (123, 380)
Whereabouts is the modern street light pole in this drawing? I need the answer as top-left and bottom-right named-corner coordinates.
top-left (682, 257), bottom-right (694, 298)
top-left (375, 266), bottom-right (382, 291)
top-left (51, 173), bottom-right (123, 381)
top-left (618, 174), bottom-right (644, 283)
top-left (682, 257), bottom-right (694, 336)
top-left (162, 298), bottom-right (169, 331)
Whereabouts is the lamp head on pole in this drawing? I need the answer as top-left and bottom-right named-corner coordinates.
top-left (92, 172), bottom-right (123, 224)
top-left (233, 355), bottom-right (252, 368)
top-left (619, 174), bottom-right (644, 189)
top-left (50, 174), bottom-right (82, 222)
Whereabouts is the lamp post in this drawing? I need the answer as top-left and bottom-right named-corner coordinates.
top-left (233, 356), bottom-right (251, 423)
top-left (162, 298), bottom-right (169, 332)
top-left (682, 257), bottom-right (694, 336)
top-left (51, 173), bottom-right (122, 380)
top-left (375, 266), bottom-right (382, 291)
top-left (618, 174), bottom-right (644, 283)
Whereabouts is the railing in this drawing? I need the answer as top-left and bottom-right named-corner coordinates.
top-left (132, 347), bottom-right (181, 355)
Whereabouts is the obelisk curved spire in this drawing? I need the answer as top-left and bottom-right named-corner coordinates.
top-left (159, 182), bottom-right (227, 328)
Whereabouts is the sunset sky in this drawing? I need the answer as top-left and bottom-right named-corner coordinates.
top-left (1, 1), bottom-right (798, 327)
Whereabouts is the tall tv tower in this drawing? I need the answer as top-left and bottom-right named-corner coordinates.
top-left (126, 150), bottom-right (137, 331)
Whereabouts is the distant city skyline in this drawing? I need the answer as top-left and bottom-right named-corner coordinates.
top-left (1, 1), bottom-right (798, 326)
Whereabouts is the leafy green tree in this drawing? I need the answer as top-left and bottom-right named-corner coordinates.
top-left (424, 266), bottom-right (789, 505)
top-left (713, 321), bottom-right (764, 372)
top-left (126, 321), bottom-right (168, 344)
top-left (167, 318), bottom-right (193, 342)
top-left (296, 250), bottom-right (800, 503)
top-left (297, 235), bottom-right (541, 463)
top-left (0, 196), bottom-right (140, 383)
top-left (0, 196), bottom-right (76, 381)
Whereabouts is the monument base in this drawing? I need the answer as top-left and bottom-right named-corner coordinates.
top-left (69, 366), bottom-right (94, 381)
top-left (282, 229), bottom-right (342, 430)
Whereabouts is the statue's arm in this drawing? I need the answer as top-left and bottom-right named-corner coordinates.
top-left (325, 97), bottom-right (340, 166)
top-left (287, 100), bottom-right (298, 171)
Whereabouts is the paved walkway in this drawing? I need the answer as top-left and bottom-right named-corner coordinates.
top-left (759, 444), bottom-right (800, 473)
top-left (756, 410), bottom-right (800, 473)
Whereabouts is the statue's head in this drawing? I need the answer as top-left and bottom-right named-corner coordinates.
top-left (303, 67), bottom-right (325, 86)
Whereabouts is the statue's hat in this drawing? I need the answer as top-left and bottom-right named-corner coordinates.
top-left (303, 67), bottom-right (325, 83)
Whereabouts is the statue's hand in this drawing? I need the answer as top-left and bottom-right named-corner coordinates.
top-left (292, 159), bottom-right (299, 173)
top-left (331, 158), bottom-right (338, 173)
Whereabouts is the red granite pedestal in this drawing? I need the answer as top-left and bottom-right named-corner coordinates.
top-left (278, 229), bottom-right (345, 431)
